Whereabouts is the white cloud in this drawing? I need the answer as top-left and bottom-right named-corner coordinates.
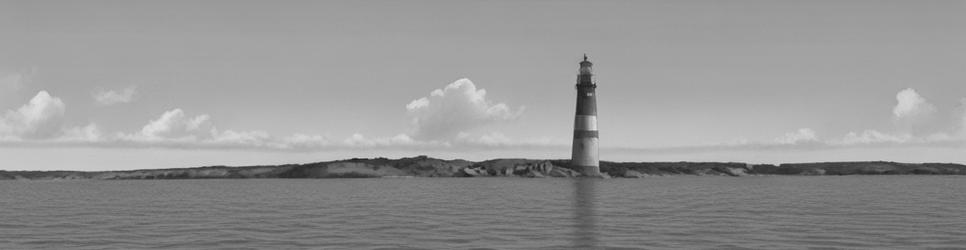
top-left (93, 86), bottom-right (137, 105)
top-left (892, 88), bottom-right (940, 135)
top-left (209, 129), bottom-right (271, 146)
top-left (343, 133), bottom-right (434, 147)
top-left (1, 78), bottom-right (547, 151)
top-left (406, 78), bottom-right (523, 140)
top-left (761, 89), bottom-right (964, 147)
top-left (129, 108), bottom-right (213, 141)
top-left (336, 131), bottom-right (564, 150)
top-left (277, 133), bottom-right (331, 148)
top-left (343, 133), bottom-right (368, 146)
top-left (0, 91), bottom-right (66, 139)
top-left (774, 128), bottom-right (818, 145)
top-left (113, 108), bottom-right (339, 150)
top-left (893, 88), bottom-right (936, 119)
top-left (833, 130), bottom-right (911, 145)
top-left (0, 90), bottom-right (108, 144)
top-left (457, 132), bottom-right (512, 146)
top-left (11, 79), bottom-right (966, 155)
top-left (450, 131), bottom-right (568, 148)
top-left (59, 123), bottom-right (104, 142)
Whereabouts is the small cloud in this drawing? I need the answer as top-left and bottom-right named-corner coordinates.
top-left (0, 91), bottom-right (66, 139)
top-left (343, 133), bottom-right (369, 146)
top-left (452, 131), bottom-right (567, 148)
top-left (93, 86), bottom-right (137, 105)
top-left (891, 88), bottom-right (941, 135)
top-left (209, 129), bottom-right (271, 146)
top-left (833, 130), bottom-right (911, 145)
top-left (122, 108), bottom-right (213, 142)
top-left (343, 133), bottom-right (430, 147)
top-left (406, 78), bottom-right (523, 140)
top-left (277, 133), bottom-right (330, 148)
top-left (470, 132), bottom-right (513, 146)
top-left (774, 128), bottom-right (818, 145)
top-left (58, 123), bottom-right (103, 142)
top-left (893, 88), bottom-right (936, 119)
top-left (0, 90), bottom-right (106, 144)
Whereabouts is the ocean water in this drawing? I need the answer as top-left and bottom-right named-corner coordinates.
top-left (1, 177), bottom-right (965, 249)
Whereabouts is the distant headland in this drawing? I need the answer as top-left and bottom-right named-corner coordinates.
top-left (2, 156), bottom-right (965, 180)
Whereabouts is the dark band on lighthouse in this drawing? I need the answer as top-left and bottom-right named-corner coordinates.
top-left (571, 54), bottom-right (601, 176)
top-left (573, 130), bottom-right (598, 138)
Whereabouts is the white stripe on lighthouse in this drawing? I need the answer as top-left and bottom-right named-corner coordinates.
top-left (574, 115), bottom-right (597, 131)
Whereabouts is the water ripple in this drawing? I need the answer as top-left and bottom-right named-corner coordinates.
top-left (1, 177), bottom-right (965, 249)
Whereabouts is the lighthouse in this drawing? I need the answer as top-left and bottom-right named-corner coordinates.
top-left (572, 54), bottom-right (600, 176)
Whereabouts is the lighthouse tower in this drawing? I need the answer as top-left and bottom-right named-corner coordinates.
top-left (572, 54), bottom-right (600, 176)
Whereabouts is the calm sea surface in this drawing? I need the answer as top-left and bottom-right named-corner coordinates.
top-left (1, 177), bottom-right (965, 249)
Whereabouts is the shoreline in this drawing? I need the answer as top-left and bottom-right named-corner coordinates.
top-left (3, 156), bottom-right (966, 180)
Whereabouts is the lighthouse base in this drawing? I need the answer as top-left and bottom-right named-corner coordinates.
top-left (572, 137), bottom-right (600, 177)
top-left (578, 165), bottom-right (602, 177)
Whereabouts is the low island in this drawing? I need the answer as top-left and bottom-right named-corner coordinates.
top-left (2, 156), bottom-right (966, 180)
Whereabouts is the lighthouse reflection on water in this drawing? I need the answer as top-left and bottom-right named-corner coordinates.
top-left (572, 178), bottom-right (601, 248)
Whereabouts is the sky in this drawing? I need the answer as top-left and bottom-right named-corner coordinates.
top-left (2, 0), bottom-right (966, 170)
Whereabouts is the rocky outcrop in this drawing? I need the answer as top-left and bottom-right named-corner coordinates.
top-left (623, 170), bottom-right (646, 178)
top-left (455, 160), bottom-right (583, 178)
top-left (2, 157), bottom-right (965, 180)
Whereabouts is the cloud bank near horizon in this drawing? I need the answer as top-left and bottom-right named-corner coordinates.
top-left (2, 71), bottom-right (966, 153)
top-left (713, 87), bottom-right (966, 150)
top-left (1, 78), bottom-right (553, 150)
